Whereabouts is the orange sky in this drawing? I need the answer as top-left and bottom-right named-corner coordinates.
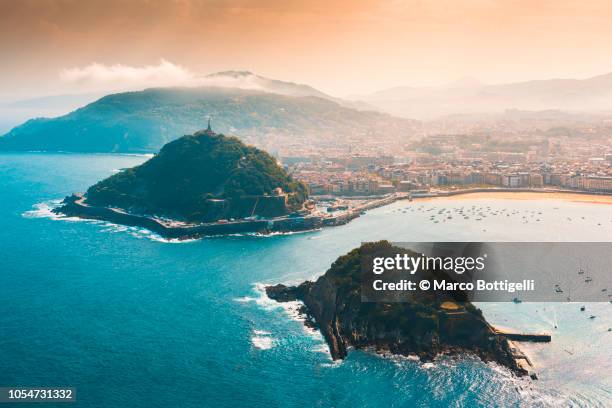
top-left (2, 0), bottom-right (612, 98)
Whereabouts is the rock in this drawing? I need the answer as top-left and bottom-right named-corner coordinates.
top-left (266, 241), bottom-right (529, 376)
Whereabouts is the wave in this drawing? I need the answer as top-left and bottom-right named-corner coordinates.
top-left (251, 335), bottom-right (275, 350)
top-left (22, 199), bottom-right (66, 220)
top-left (23, 199), bottom-right (321, 243)
top-left (236, 283), bottom-right (330, 358)
top-left (251, 329), bottom-right (276, 350)
top-left (247, 228), bottom-right (322, 238)
top-left (22, 200), bottom-right (200, 244)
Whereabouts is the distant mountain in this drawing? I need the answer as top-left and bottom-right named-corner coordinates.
top-left (359, 72), bottom-right (612, 119)
top-left (1, 93), bottom-right (105, 110)
top-left (82, 130), bottom-right (307, 222)
top-left (0, 86), bottom-right (415, 153)
top-left (0, 92), bottom-right (106, 134)
top-left (201, 71), bottom-right (371, 110)
top-left (203, 70), bottom-right (330, 99)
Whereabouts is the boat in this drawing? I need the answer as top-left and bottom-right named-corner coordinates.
top-left (580, 306), bottom-right (585, 311)
top-left (589, 315), bottom-right (596, 319)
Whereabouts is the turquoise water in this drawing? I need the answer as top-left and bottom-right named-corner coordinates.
top-left (1, 153), bottom-right (611, 407)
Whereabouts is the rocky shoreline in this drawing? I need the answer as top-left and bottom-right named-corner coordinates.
top-left (265, 242), bottom-right (545, 377)
top-left (53, 194), bottom-right (322, 239)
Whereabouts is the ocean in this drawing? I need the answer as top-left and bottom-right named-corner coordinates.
top-left (1, 152), bottom-right (611, 407)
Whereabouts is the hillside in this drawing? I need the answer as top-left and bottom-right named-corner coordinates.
top-left (202, 70), bottom-right (372, 110)
top-left (266, 241), bottom-right (527, 376)
top-left (0, 86), bottom-right (413, 153)
top-left (360, 72), bottom-right (612, 119)
top-left (203, 70), bottom-right (331, 99)
top-left (82, 129), bottom-right (307, 222)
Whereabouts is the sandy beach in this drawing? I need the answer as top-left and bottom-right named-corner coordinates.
top-left (425, 191), bottom-right (612, 205)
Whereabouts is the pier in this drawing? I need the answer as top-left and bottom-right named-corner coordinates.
top-left (493, 328), bottom-right (552, 343)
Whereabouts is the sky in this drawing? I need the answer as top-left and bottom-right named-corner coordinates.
top-left (2, 0), bottom-right (612, 99)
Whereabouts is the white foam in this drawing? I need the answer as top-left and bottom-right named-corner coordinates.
top-left (235, 283), bottom-right (286, 310)
top-left (251, 336), bottom-right (275, 350)
top-left (251, 329), bottom-right (276, 350)
top-left (234, 296), bottom-right (256, 303)
top-left (22, 200), bottom-right (64, 219)
top-left (238, 283), bottom-right (330, 358)
top-left (23, 200), bottom-right (199, 244)
top-left (241, 228), bottom-right (321, 238)
top-left (312, 343), bottom-right (331, 355)
top-left (24, 199), bottom-right (320, 242)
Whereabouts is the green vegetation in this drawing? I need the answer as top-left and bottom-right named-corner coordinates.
top-left (268, 241), bottom-right (528, 373)
top-left (0, 87), bottom-right (413, 153)
top-left (85, 130), bottom-right (307, 221)
top-left (324, 241), bottom-right (442, 331)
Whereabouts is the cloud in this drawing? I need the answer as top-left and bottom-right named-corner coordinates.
top-left (59, 60), bottom-right (276, 94)
top-left (59, 59), bottom-right (197, 91)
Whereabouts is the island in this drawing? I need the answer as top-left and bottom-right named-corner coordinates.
top-left (54, 124), bottom-right (321, 237)
top-left (266, 241), bottom-right (550, 377)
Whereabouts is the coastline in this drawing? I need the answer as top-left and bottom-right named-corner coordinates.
top-left (265, 280), bottom-right (550, 378)
top-left (421, 190), bottom-right (612, 205)
top-left (52, 188), bottom-right (612, 240)
top-left (53, 194), bottom-right (323, 239)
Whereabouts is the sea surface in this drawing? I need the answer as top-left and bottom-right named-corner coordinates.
top-left (1, 152), bottom-right (611, 407)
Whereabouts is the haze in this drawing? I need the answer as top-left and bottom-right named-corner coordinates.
top-left (3, 0), bottom-right (612, 100)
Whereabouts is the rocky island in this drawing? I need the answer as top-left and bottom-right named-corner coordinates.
top-left (54, 124), bottom-right (319, 237)
top-left (267, 241), bottom-right (546, 377)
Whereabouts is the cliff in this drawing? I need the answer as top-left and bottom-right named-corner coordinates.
top-left (266, 241), bottom-right (527, 376)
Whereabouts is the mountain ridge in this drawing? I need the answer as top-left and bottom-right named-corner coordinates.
top-left (359, 71), bottom-right (612, 118)
top-left (0, 86), bottom-right (414, 153)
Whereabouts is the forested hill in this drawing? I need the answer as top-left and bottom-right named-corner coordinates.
top-left (84, 130), bottom-right (307, 222)
top-left (0, 87), bottom-right (416, 153)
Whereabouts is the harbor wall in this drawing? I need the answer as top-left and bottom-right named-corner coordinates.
top-left (56, 195), bottom-right (322, 238)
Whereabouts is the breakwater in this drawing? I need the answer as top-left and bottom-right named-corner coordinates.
top-left (494, 329), bottom-right (552, 343)
top-left (323, 195), bottom-right (398, 226)
top-left (55, 194), bottom-right (322, 239)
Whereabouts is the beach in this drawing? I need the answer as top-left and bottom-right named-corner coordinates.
top-left (4, 153), bottom-right (612, 407)
top-left (425, 190), bottom-right (612, 205)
